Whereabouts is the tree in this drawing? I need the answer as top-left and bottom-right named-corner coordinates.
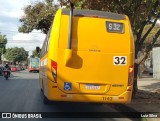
top-left (31, 49), bottom-right (40, 58)
top-left (0, 33), bottom-right (7, 60)
top-left (143, 24), bottom-right (160, 45)
top-left (58, 0), bottom-right (85, 9)
top-left (4, 47), bottom-right (28, 64)
top-left (18, 0), bottom-right (58, 34)
top-left (137, 24), bottom-right (160, 77)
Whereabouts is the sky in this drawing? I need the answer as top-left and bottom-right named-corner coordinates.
top-left (0, 0), bottom-right (58, 56)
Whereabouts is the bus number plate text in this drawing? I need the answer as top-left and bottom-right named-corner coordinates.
top-left (103, 97), bottom-right (112, 101)
top-left (106, 22), bottom-right (124, 33)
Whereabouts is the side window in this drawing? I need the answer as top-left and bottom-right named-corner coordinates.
top-left (44, 40), bottom-right (47, 54)
top-left (42, 41), bottom-right (45, 57)
top-left (46, 27), bottom-right (51, 52)
top-left (40, 25), bottom-right (52, 58)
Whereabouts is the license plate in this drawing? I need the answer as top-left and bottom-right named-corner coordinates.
top-left (85, 84), bottom-right (100, 90)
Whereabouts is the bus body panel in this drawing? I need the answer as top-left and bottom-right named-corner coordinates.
top-left (39, 54), bottom-right (48, 97)
top-left (48, 82), bottom-right (133, 103)
top-left (47, 9), bottom-right (62, 99)
top-left (56, 15), bottom-right (134, 95)
top-left (59, 16), bottom-right (132, 53)
top-left (56, 51), bottom-right (134, 95)
top-left (40, 9), bottom-right (135, 103)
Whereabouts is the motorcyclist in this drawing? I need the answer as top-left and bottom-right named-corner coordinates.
top-left (4, 63), bottom-right (11, 77)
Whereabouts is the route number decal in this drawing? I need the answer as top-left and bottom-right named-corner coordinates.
top-left (113, 56), bottom-right (127, 65)
top-left (103, 97), bottom-right (112, 101)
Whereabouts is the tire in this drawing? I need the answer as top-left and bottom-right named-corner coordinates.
top-left (43, 93), bottom-right (50, 104)
top-left (41, 88), bottom-right (50, 104)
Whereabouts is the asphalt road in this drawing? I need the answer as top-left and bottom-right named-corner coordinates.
top-left (0, 70), bottom-right (134, 121)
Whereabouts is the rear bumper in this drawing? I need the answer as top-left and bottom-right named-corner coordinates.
top-left (29, 68), bottom-right (39, 71)
top-left (48, 86), bottom-right (133, 104)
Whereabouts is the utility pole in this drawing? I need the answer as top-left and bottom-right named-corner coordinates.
top-left (2, 48), bottom-right (4, 66)
top-left (0, 42), bottom-right (6, 66)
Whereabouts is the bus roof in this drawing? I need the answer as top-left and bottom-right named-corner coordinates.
top-left (62, 9), bottom-right (126, 20)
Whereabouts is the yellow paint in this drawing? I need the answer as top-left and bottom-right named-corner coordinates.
top-left (39, 9), bottom-right (135, 103)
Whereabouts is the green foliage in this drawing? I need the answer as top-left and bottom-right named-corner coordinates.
top-left (58, 0), bottom-right (85, 9)
top-left (4, 47), bottom-right (28, 63)
top-left (31, 49), bottom-right (40, 58)
top-left (19, 0), bottom-right (58, 34)
top-left (0, 33), bottom-right (7, 60)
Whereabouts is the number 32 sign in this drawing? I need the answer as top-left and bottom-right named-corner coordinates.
top-left (113, 56), bottom-right (127, 65)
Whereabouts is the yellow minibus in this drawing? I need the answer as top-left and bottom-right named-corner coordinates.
top-left (39, 5), bottom-right (134, 104)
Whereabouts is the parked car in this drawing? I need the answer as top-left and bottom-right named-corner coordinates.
top-left (11, 66), bottom-right (17, 72)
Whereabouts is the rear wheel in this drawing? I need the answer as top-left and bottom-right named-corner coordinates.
top-left (43, 93), bottom-right (50, 104)
top-left (41, 86), bottom-right (50, 104)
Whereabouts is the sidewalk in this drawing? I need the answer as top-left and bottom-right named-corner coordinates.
top-left (138, 75), bottom-right (160, 93)
top-left (125, 75), bottom-right (160, 121)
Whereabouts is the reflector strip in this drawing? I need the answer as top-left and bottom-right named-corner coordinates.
top-left (119, 97), bottom-right (124, 99)
top-left (61, 95), bottom-right (67, 97)
top-left (52, 86), bottom-right (57, 88)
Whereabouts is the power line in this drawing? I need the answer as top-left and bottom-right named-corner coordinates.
top-left (7, 39), bottom-right (44, 41)
top-left (0, 30), bottom-right (44, 33)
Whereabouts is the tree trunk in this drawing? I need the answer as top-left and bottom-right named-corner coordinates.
top-left (133, 63), bottom-right (139, 98)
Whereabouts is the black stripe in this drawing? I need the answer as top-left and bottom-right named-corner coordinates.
top-left (62, 9), bottom-right (126, 20)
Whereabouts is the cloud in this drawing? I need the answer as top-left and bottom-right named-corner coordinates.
top-left (0, 0), bottom-right (46, 56)
top-left (1, 11), bottom-right (24, 18)
top-left (13, 33), bottom-right (32, 41)
top-left (10, 30), bottom-right (46, 55)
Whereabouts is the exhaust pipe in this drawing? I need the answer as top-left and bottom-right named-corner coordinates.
top-left (68, 1), bottom-right (74, 49)
top-left (65, 1), bottom-right (74, 65)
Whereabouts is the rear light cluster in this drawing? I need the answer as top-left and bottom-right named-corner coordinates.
top-left (128, 65), bottom-right (134, 86)
top-left (51, 60), bottom-right (57, 83)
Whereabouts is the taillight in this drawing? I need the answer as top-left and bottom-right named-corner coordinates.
top-left (51, 60), bottom-right (57, 83)
top-left (128, 65), bottom-right (134, 86)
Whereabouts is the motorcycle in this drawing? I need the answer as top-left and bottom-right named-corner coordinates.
top-left (3, 70), bottom-right (10, 80)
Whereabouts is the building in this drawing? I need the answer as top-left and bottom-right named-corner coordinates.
top-left (0, 54), bottom-right (13, 66)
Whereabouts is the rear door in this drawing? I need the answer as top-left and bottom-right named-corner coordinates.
top-left (57, 13), bottom-right (133, 95)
